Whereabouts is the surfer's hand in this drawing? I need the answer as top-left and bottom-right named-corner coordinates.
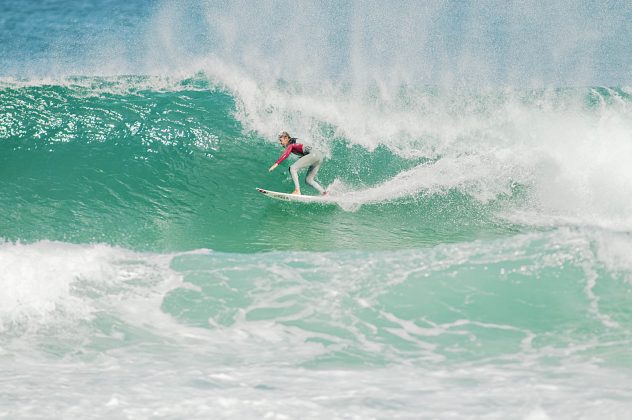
top-left (269, 163), bottom-right (278, 172)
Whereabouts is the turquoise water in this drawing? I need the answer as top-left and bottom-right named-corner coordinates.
top-left (2, 1), bottom-right (632, 419)
top-left (1, 80), bottom-right (526, 252)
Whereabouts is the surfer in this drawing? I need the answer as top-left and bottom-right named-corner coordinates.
top-left (268, 131), bottom-right (327, 195)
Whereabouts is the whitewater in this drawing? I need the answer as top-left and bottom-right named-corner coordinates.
top-left (1, 1), bottom-right (632, 419)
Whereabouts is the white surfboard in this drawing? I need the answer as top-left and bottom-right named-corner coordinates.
top-left (256, 188), bottom-right (332, 204)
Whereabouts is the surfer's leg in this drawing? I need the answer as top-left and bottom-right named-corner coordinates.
top-left (305, 152), bottom-right (325, 194)
top-left (288, 165), bottom-right (301, 194)
top-left (305, 167), bottom-right (325, 194)
top-left (289, 155), bottom-right (313, 194)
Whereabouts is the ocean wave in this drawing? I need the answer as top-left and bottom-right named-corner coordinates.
top-left (1, 229), bottom-right (630, 364)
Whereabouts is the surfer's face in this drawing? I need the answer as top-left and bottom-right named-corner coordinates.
top-left (279, 135), bottom-right (289, 146)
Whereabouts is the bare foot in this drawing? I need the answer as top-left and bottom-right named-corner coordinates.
top-left (292, 189), bottom-right (301, 195)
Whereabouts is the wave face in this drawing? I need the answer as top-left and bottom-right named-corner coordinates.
top-left (2, 80), bottom-right (632, 251)
top-left (2, 1), bottom-right (632, 418)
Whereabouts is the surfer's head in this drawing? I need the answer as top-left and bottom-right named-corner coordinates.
top-left (278, 131), bottom-right (293, 146)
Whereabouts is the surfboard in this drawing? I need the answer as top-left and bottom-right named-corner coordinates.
top-left (256, 188), bottom-right (331, 204)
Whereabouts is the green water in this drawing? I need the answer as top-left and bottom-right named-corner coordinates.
top-left (2, 78), bottom-right (632, 419)
top-left (0, 81), bottom-right (527, 252)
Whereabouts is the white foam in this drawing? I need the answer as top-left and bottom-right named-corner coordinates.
top-left (0, 241), bottom-right (112, 331)
top-left (0, 241), bottom-right (179, 334)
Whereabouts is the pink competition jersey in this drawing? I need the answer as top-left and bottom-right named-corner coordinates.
top-left (275, 143), bottom-right (307, 164)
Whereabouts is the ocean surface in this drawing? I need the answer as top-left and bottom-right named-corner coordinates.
top-left (2, 1), bottom-right (632, 419)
